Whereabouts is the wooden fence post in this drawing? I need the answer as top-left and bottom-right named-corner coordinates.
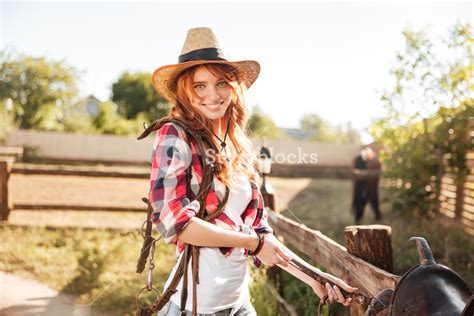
top-left (344, 225), bottom-right (393, 316)
top-left (0, 158), bottom-right (14, 221)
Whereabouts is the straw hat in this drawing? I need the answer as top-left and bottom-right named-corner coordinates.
top-left (151, 27), bottom-right (260, 103)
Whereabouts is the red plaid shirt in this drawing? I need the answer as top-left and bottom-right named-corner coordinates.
top-left (149, 122), bottom-right (272, 259)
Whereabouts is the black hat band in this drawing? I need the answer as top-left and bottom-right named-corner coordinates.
top-left (178, 47), bottom-right (227, 63)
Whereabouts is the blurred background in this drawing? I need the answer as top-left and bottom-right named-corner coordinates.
top-left (0, 1), bottom-right (472, 315)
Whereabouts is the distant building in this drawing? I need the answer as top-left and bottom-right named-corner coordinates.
top-left (65, 95), bottom-right (118, 118)
top-left (73, 95), bottom-right (101, 117)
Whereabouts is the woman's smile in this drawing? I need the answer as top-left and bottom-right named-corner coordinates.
top-left (202, 100), bottom-right (225, 110)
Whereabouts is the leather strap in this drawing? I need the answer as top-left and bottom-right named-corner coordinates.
top-left (318, 296), bottom-right (331, 316)
top-left (180, 245), bottom-right (191, 315)
top-left (136, 197), bottom-right (155, 273)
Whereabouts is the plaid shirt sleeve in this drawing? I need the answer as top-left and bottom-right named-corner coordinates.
top-left (149, 122), bottom-right (200, 244)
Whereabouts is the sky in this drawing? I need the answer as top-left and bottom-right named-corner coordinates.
top-left (1, 1), bottom-right (472, 142)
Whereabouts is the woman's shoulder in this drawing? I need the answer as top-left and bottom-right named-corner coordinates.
top-left (152, 121), bottom-right (194, 161)
top-left (155, 121), bottom-right (188, 139)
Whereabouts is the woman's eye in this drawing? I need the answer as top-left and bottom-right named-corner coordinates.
top-left (217, 81), bottom-right (227, 87)
top-left (194, 84), bottom-right (205, 89)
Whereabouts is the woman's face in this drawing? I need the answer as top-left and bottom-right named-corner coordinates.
top-left (188, 66), bottom-right (232, 121)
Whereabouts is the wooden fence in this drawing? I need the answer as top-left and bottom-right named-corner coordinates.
top-left (0, 159), bottom-right (402, 315)
top-left (0, 160), bottom-right (356, 220)
top-left (0, 161), bottom-right (150, 220)
top-left (438, 117), bottom-right (474, 235)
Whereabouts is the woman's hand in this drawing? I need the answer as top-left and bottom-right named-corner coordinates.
top-left (311, 276), bottom-right (358, 306)
top-left (256, 233), bottom-right (358, 307)
top-left (255, 233), bottom-right (292, 267)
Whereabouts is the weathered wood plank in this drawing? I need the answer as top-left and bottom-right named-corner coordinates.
top-left (463, 189), bottom-right (474, 198)
top-left (462, 209), bottom-right (474, 220)
top-left (0, 147), bottom-right (23, 159)
top-left (268, 211), bottom-right (399, 299)
top-left (13, 204), bottom-right (145, 212)
top-left (441, 176), bottom-right (456, 185)
top-left (440, 189), bottom-right (457, 199)
top-left (461, 217), bottom-right (474, 228)
top-left (270, 164), bottom-right (352, 179)
top-left (441, 201), bottom-right (456, 212)
top-left (11, 163), bottom-right (149, 179)
top-left (440, 183), bottom-right (457, 192)
top-left (465, 181), bottom-right (474, 190)
top-left (464, 196), bottom-right (474, 206)
top-left (463, 203), bottom-right (474, 213)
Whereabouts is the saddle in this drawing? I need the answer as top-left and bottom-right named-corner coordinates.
top-left (135, 117), bottom-right (230, 316)
top-left (366, 237), bottom-right (473, 316)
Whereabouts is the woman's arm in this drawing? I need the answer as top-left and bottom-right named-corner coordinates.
top-left (177, 217), bottom-right (258, 249)
top-left (262, 234), bottom-right (358, 306)
top-left (177, 218), bottom-right (294, 268)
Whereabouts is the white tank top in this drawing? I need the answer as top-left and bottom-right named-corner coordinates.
top-left (165, 172), bottom-right (253, 313)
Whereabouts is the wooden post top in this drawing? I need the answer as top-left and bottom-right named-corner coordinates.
top-left (345, 225), bottom-right (392, 233)
top-left (0, 157), bottom-right (15, 172)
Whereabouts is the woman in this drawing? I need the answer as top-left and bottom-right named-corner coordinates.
top-left (148, 27), bottom-right (357, 315)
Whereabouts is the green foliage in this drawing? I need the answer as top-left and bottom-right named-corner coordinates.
top-left (247, 105), bottom-right (284, 139)
top-left (111, 71), bottom-right (170, 121)
top-left (370, 22), bottom-right (473, 218)
top-left (249, 266), bottom-right (278, 315)
top-left (300, 113), bottom-right (361, 144)
top-left (0, 50), bottom-right (79, 130)
top-left (92, 101), bottom-right (144, 136)
top-left (0, 51), bottom-right (164, 137)
top-left (61, 108), bottom-right (97, 134)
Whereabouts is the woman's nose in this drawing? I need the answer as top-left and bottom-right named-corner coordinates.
top-left (206, 86), bottom-right (221, 101)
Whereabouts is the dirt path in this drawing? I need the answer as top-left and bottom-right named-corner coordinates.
top-left (0, 271), bottom-right (89, 316)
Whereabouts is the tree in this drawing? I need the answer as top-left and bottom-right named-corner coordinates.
top-left (111, 71), bottom-right (170, 122)
top-left (370, 22), bottom-right (472, 219)
top-left (300, 113), bottom-right (334, 142)
top-left (61, 109), bottom-right (97, 134)
top-left (247, 105), bottom-right (283, 139)
top-left (300, 113), bottom-right (361, 143)
top-left (0, 50), bottom-right (79, 130)
top-left (92, 101), bottom-right (144, 136)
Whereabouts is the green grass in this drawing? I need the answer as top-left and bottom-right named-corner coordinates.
top-left (0, 225), bottom-right (277, 315)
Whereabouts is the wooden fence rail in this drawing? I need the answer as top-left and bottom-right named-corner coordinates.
top-left (11, 163), bottom-right (150, 178)
top-left (268, 211), bottom-right (400, 314)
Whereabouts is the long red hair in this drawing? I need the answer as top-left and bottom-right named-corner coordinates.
top-left (168, 63), bottom-right (257, 187)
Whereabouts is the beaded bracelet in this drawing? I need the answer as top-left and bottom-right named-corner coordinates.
top-left (248, 233), bottom-right (265, 256)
